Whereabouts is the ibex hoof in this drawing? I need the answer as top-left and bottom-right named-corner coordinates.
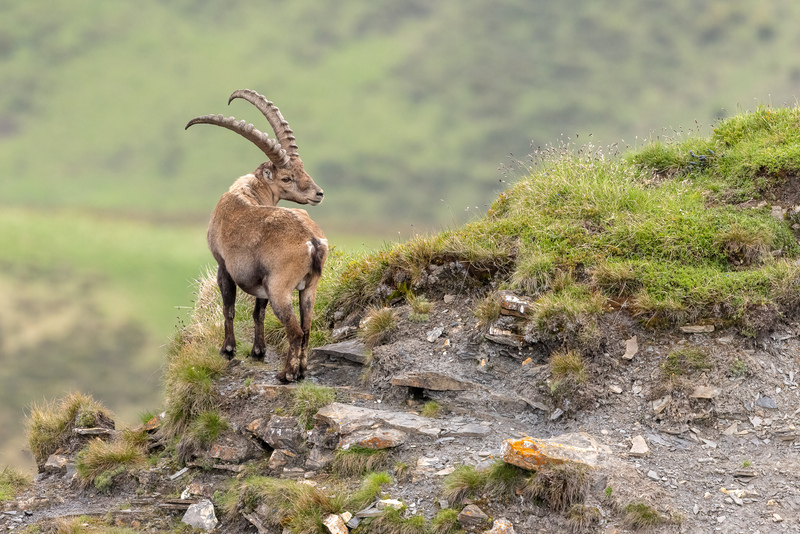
top-left (275, 371), bottom-right (294, 384)
top-left (219, 346), bottom-right (236, 360)
top-left (250, 346), bottom-right (266, 361)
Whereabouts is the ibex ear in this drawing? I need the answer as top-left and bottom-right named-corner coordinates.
top-left (259, 167), bottom-right (272, 181)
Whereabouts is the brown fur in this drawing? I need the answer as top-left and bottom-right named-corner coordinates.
top-left (187, 91), bottom-right (327, 382)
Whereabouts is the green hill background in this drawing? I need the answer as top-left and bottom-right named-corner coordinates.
top-left (2, 0), bottom-right (799, 469)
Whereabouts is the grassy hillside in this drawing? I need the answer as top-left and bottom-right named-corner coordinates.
top-left (3, 0), bottom-right (800, 469)
top-left (169, 106), bottom-right (800, 395)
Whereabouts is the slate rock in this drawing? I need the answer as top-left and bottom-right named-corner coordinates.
top-left (502, 432), bottom-right (611, 469)
top-left (458, 504), bottom-right (490, 528)
top-left (181, 499), bottom-right (218, 531)
top-left (249, 415), bottom-right (304, 451)
top-left (311, 339), bottom-right (369, 365)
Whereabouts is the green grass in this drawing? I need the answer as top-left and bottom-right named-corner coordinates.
top-left (323, 108), bottom-right (800, 343)
top-left (291, 382), bottom-right (337, 430)
top-left (75, 437), bottom-right (145, 491)
top-left (661, 347), bottom-right (712, 376)
top-left (0, 466), bottom-right (30, 501)
top-left (331, 446), bottom-right (390, 478)
top-left (218, 472), bottom-right (393, 533)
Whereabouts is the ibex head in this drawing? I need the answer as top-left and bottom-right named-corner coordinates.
top-left (186, 89), bottom-right (324, 206)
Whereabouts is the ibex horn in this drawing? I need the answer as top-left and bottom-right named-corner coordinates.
top-left (185, 114), bottom-right (290, 168)
top-left (228, 89), bottom-right (299, 158)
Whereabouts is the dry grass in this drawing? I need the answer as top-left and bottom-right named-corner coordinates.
top-left (623, 501), bottom-right (666, 529)
top-left (75, 437), bottom-right (146, 490)
top-left (566, 504), bottom-right (601, 533)
top-left (442, 464), bottom-right (487, 505)
top-left (520, 463), bottom-right (590, 512)
top-left (331, 446), bottom-right (390, 477)
top-left (25, 392), bottom-right (114, 468)
top-left (0, 466), bottom-right (30, 501)
top-left (473, 294), bottom-right (501, 329)
top-left (358, 306), bottom-right (398, 348)
top-left (162, 340), bottom-right (228, 438)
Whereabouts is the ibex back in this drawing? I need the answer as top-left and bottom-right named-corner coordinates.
top-left (186, 89), bottom-right (328, 382)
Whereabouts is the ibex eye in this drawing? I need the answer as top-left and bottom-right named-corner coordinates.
top-left (282, 177), bottom-right (292, 183)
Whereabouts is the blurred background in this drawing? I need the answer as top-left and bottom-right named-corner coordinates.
top-left (1, 0), bottom-right (799, 470)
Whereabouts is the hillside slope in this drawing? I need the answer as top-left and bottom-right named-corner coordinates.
top-left (3, 105), bottom-right (800, 533)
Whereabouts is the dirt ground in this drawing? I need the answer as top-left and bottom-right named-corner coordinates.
top-left (5, 287), bottom-right (800, 534)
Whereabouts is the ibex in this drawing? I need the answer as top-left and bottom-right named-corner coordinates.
top-left (186, 89), bottom-right (328, 382)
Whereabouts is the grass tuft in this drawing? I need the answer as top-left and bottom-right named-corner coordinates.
top-left (331, 446), bottom-right (390, 478)
top-left (0, 466), bottom-right (30, 501)
top-left (291, 381), bottom-right (336, 430)
top-left (565, 504), bottom-right (601, 533)
top-left (442, 465), bottom-right (488, 505)
top-left (520, 463), bottom-right (590, 512)
top-left (75, 437), bottom-right (145, 491)
top-left (359, 306), bottom-right (398, 348)
top-left (430, 509), bottom-right (464, 534)
top-left (420, 401), bottom-right (441, 418)
top-left (347, 471), bottom-right (393, 510)
top-left (162, 340), bottom-right (227, 438)
top-left (25, 392), bottom-right (114, 469)
top-left (623, 501), bottom-right (666, 529)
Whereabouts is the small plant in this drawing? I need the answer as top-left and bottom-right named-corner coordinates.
top-left (430, 509), bottom-right (463, 534)
top-left (291, 381), bottom-right (336, 430)
top-left (604, 486), bottom-right (613, 499)
top-left (742, 459), bottom-right (752, 468)
top-left (358, 306), bottom-right (398, 348)
top-left (331, 446), bottom-right (390, 477)
top-left (565, 504), bottom-right (600, 533)
top-left (394, 461), bottom-right (410, 480)
top-left (75, 437), bottom-right (145, 491)
top-left (549, 349), bottom-right (588, 400)
top-left (162, 341), bottom-right (228, 438)
top-left (623, 502), bottom-right (665, 529)
top-left (420, 400), bottom-right (441, 418)
top-left (189, 410), bottom-right (229, 447)
top-left (0, 466), bottom-right (30, 501)
top-left (728, 357), bottom-right (748, 378)
top-left (442, 464), bottom-right (488, 505)
top-left (484, 461), bottom-right (529, 499)
top-left (220, 475), bottom-right (346, 531)
top-left (25, 392), bottom-right (114, 469)
top-left (661, 347), bottom-right (711, 376)
top-left (520, 463), bottom-right (590, 512)
top-left (406, 293), bottom-right (431, 316)
top-left (550, 350), bottom-right (587, 383)
top-left (473, 294), bottom-right (501, 329)
top-left (347, 471), bottom-right (393, 509)
top-left (367, 506), bottom-right (426, 534)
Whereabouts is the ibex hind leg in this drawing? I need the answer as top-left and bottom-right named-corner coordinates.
top-left (270, 294), bottom-right (304, 383)
top-left (251, 297), bottom-right (268, 361)
top-left (296, 285), bottom-right (317, 380)
top-left (217, 264), bottom-right (238, 360)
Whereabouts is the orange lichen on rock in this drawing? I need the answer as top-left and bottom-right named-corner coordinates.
top-left (501, 432), bottom-right (611, 470)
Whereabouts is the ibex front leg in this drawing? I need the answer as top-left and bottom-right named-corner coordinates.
top-left (217, 265), bottom-right (237, 360)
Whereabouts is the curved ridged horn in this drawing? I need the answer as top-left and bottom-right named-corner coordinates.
top-left (228, 89), bottom-right (299, 158)
top-left (185, 114), bottom-right (290, 168)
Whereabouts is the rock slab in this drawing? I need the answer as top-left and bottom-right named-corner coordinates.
top-left (501, 432), bottom-right (611, 469)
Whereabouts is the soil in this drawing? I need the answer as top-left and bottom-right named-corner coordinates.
top-left (4, 290), bottom-right (800, 534)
